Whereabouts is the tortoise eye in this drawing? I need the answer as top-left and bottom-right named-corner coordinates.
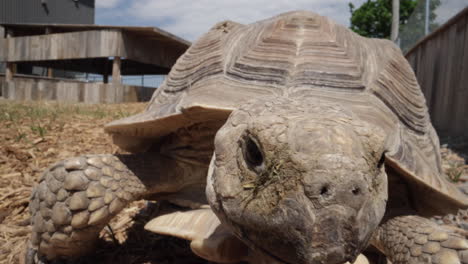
top-left (243, 136), bottom-right (264, 170)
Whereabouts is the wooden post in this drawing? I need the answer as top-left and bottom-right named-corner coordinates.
top-left (5, 29), bottom-right (15, 82)
top-left (5, 64), bottom-right (14, 82)
top-left (112, 56), bottom-right (121, 85)
top-left (47, 68), bottom-right (53, 78)
top-left (103, 58), bottom-right (109, 83)
top-left (391, 0), bottom-right (400, 43)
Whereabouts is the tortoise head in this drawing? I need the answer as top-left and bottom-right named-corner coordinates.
top-left (207, 97), bottom-right (388, 264)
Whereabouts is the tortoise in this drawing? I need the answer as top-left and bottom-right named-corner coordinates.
top-left (27, 11), bottom-right (468, 264)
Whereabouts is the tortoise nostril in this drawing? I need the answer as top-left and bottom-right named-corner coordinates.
top-left (352, 187), bottom-right (361, 195)
top-left (320, 185), bottom-right (329, 196)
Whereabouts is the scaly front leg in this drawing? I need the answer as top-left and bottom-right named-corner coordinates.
top-left (26, 153), bottom-right (204, 263)
top-left (26, 154), bottom-right (151, 263)
top-left (372, 212), bottom-right (468, 264)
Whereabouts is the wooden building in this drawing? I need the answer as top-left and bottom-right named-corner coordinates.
top-left (0, 23), bottom-right (190, 103)
top-left (1, 0), bottom-right (95, 25)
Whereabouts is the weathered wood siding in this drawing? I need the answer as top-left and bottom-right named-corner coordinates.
top-left (0, 29), bottom-right (187, 69)
top-left (405, 7), bottom-right (468, 138)
top-left (0, 30), bottom-right (122, 62)
top-left (0, 76), bottom-right (156, 103)
top-left (121, 33), bottom-right (187, 69)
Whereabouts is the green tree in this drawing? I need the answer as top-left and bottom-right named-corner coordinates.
top-left (349, 0), bottom-right (419, 38)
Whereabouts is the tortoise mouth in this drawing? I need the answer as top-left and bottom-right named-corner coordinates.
top-left (208, 165), bottom-right (367, 264)
top-left (217, 194), bottom-right (363, 264)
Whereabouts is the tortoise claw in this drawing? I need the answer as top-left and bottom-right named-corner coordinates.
top-left (24, 244), bottom-right (48, 264)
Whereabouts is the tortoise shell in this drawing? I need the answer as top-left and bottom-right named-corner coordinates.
top-left (105, 11), bottom-right (468, 213)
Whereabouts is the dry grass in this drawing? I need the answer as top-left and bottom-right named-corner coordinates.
top-left (0, 99), bottom-right (466, 264)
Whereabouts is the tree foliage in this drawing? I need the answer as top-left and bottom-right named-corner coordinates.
top-left (348, 0), bottom-right (436, 39)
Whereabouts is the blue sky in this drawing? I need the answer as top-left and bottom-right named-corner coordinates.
top-left (95, 0), bottom-right (367, 42)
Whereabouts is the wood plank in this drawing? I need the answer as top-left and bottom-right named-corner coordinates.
top-left (5, 30), bottom-right (15, 81)
top-left (422, 39), bottom-right (436, 112)
top-left (121, 32), bottom-right (186, 68)
top-left (0, 82), bottom-right (7, 98)
top-left (459, 16), bottom-right (468, 134)
top-left (0, 39), bottom-right (6, 60)
top-left (429, 29), bottom-right (446, 133)
top-left (6, 82), bottom-right (15, 100)
top-left (5, 62), bottom-right (14, 81)
top-left (439, 24), bottom-right (457, 132)
top-left (5, 30), bottom-right (123, 62)
top-left (447, 15), bottom-right (467, 135)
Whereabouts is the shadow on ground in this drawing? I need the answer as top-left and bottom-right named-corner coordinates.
top-left (71, 203), bottom-right (212, 264)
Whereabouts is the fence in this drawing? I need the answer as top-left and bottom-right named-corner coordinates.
top-left (405, 7), bottom-right (468, 138)
top-left (0, 74), bottom-right (156, 103)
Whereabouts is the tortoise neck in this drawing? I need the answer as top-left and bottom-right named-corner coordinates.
top-left (117, 153), bottom-right (209, 197)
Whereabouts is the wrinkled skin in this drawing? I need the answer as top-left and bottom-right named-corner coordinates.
top-left (207, 97), bottom-right (389, 264)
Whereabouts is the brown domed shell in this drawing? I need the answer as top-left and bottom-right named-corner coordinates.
top-left (105, 11), bottom-right (468, 210)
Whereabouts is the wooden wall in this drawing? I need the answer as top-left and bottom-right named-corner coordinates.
top-left (405, 7), bottom-right (468, 138)
top-left (0, 29), bottom-right (187, 69)
top-left (0, 76), bottom-right (156, 103)
top-left (0, 30), bottom-right (122, 62)
top-left (121, 33), bottom-right (186, 69)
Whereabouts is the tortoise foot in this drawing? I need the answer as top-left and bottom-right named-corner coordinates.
top-left (25, 243), bottom-right (41, 264)
top-left (373, 215), bottom-right (468, 264)
top-left (24, 242), bottom-right (59, 264)
top-left (29, 154), bottom-right (147, 261)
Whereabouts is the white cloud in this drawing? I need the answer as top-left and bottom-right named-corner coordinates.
top-left (126, 0), bottom-right (366, 41)
top-left (96, 0), bottom-right (121, 8)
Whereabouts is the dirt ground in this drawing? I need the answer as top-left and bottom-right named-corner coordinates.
top-left (0, 99), bottom-right (466, 264)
